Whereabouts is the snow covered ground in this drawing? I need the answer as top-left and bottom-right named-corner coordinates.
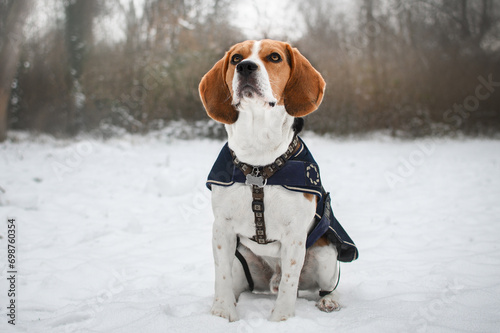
top-left (1, 131), bottom-right (499, 333)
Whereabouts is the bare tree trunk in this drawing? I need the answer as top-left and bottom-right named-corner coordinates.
top-left (478, 0), bottom-right (492, 42)
top-left (0, 0), bottom-right (31, 142)
top-left (362, 0), bottom-right (381, 130)
top-left (64, 0), bottom-right (98, 135)
top-left (459, 0), bottom-right (471, 40)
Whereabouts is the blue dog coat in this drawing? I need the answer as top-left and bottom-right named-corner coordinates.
top-left (207, 137), bottom-right (358, 263)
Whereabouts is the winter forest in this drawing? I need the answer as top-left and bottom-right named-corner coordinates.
top-left (1, 0), bottom-right (499, 140)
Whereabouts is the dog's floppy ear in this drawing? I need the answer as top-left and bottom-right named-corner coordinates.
top-left (283, 45), bottom-right (326, 117)
top-left (199, 53), bottom-right (238, 124)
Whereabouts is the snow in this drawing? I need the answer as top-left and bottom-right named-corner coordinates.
top-left (1, 131), bottom-right (499, 333)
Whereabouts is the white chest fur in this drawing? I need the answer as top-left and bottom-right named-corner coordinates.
top-left (211, 182), bottom-right (316, 257)
top-left (226, 103), bottom-right (295, 165)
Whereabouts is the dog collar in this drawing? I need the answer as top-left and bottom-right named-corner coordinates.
top-left (229, 135), bottom-right (301, 188)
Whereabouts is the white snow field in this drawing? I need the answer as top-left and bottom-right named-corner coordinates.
top-left (1, 131), bottom-right (499, 333)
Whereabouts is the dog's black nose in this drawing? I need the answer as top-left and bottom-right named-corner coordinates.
top-left (236, 61), bottom-right (258, 77)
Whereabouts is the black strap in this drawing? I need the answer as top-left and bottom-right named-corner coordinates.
top-left (235, 238), bottom-right (254, 291)
top-left (319, 290), bottom-right (332, 297)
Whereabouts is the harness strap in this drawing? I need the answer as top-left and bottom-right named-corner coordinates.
top-left (250, 185), bottom-right (268, 244)
top-left (229, 136), bottom-right (301, 245)
top-left (235, 238), bottom-right (254, 291)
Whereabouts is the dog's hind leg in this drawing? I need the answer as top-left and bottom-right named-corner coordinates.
top-left (314, 243), bottom-right (341, 312)
top-left (317, 291), bottom-right (340, 312)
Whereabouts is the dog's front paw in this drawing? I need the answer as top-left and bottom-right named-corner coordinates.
top-left (270, 306), bottom-right (294, 322)
top-left (316, 296), bottom-right (341, 313)
top-left (211, 298), bottom-right (239, 322)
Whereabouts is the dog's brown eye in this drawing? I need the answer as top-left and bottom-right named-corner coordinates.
top-left (231, 54), bottom-right (243, 65)
top-left (268, 53), bottom-right (282, 63)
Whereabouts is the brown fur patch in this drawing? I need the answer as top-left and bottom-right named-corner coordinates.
top-left (283, 44), bottom-right (325, 117)
top-left (258, 40), bottom-right (291, 104)
top-left (303, 193), bottom-right (315, 202)
top-left (224, 40), bottom-right (254, 97)
top-left (313, 235), bottom-right (330, 247)
top-left (199, 55), bottom-right (238, 124)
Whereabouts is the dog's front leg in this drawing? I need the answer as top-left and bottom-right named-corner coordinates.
top-left (270, 235), bottom-right (307, 321)
top-left (211, 220), bottom-right (239, 322)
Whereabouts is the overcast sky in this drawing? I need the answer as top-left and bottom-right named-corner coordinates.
top-left (232, 0), bottom-right (356, 41)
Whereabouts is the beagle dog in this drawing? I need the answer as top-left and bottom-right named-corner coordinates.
top-left (199, 39), bottom-right (356, 322)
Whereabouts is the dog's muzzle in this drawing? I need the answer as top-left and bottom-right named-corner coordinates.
top-left (235, 60), bottom-right (264, 100)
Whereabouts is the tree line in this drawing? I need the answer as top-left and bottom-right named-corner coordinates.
top-left (0, 0), bottom-right (499, 141)
top-left (295, 0), bottom-right (500, 137)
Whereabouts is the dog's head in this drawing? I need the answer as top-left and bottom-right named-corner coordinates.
top-left (199, 40), bottom-right (326, 124)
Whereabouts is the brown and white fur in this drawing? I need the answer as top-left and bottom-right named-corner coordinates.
top-left (199, 40), bottom-right (340, 322)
